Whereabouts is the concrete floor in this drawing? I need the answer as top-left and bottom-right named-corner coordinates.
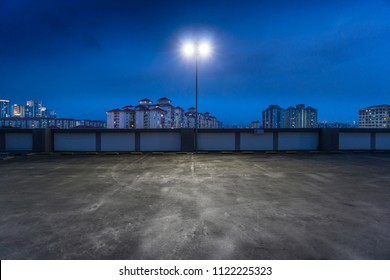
top-left (0, 153), bottom-right (390, 260)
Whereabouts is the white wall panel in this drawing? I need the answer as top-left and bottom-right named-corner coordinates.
top-left (339, 133), bottom-right (370, 150)
top-left (240, 133), bottom-right (273, 150)
top-left (101, 133), bottom-right (135, 151)
top-left (140, 132), bottom-right (180, 151)
top-left (55, 133), bottom-right (96, 151)
top-left (5, 133), bottom-right (32, 151)
top-left (198, 133), bottom-right (235, 151)
top-left (278, 132), bottom-right (318, 150)
top-left (376, 133), bottom-right (390, 150)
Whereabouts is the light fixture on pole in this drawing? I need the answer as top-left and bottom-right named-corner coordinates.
top-left (181, 40), bottom-right (212, 152)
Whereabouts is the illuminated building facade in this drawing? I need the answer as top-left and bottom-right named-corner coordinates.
top-left (359, 105), bottom-right (390, 128)
top-left (0, 100), bottom-right (10, 118)
top-left (107, 98), bottom-right (219, 129)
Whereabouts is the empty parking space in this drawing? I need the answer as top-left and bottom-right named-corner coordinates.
top-left (0, 153), bottom-right (390, 259)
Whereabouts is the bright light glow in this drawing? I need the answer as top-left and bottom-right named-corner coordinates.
top-left (181, 40), bottom-right (213, 59)
top-left (182, 42), bottom-right (196, 57)
top-left (198, 42), bottom-right (211, 57)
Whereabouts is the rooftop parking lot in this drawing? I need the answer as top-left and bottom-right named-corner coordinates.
top-left (1, 153), bottom-right (390, 259)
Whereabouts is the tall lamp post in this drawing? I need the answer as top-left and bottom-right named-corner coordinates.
top-left (181, 41), bottom-right (212, 152)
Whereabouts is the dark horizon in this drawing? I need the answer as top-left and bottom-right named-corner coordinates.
top-left (1, 0), bottom-right (390, 126)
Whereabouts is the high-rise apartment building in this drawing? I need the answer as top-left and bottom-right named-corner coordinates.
top-left (12, 101), bottom-right (56, 118)
top-left (359, 105), bottom-right (390, 128)
top-left (156, 97), bottom-right (174, 128)
top-left (174, 106), bottom-right (185, 128)
top-left (25, 100), bottom-right (43, 117)
top-left (1, 98), bottom-right (102, 128)
top-left (42, 109), bottom-right (57, 118)
top-left (12, 104), bottom-right (25, 117)
top-left (261, 104), bottom-right (318, 128)
top-left (0, 100), bottom-right (10, 118)
top-left (284, 104), bottom-right (318, 128)
top-left (262, 105), bottom-right (285, 128)
top-left (184, 107), bottom-right (196, 128)
top-left (284, 106), bottom-right (298, 128)
top-left (135, 105), bottom-right (151, 129)
top-left (149, 107), bottom-right (165, 128)
top-left (304, 106), bottom-right (318, 128)
top-left (133, 105), bottom-right (165, 128)
top-left (107, 98), bottom-right (219, 129)
top-left (107, 108), bottom-right (135, 129)
top-left (251, 121), bottom-right (260, 128)
top-left (202, 112), bottom-right (218, 129)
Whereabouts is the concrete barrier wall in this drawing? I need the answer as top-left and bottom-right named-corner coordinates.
top-left (54, 133), bottom-right (96, 151)
top-left (1, 128), bottom-right (390, 152)
top-left (339, 133), bottom-right (371, 150)
top-left (240, 133), bottom-right (273, 150)
top-left (198, 133), bottom-right (235, 151)
top-left (5, 133), bottom-right (33, 151)
top-left (101, 133), bottom-right (135, 151)
top-left (140, 132), bottom-right (181, 151)
top-left (279, 132), bottom-right (319, 150)
top-left (376, 133), bottom-right (390, 150)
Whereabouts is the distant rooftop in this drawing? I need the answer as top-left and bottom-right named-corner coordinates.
top-left (362, 105), bottom-right (390, 109)
top-left (157, 97), bottom-right (171, 104)
top-left (139, 98), bottom-right (152, 104)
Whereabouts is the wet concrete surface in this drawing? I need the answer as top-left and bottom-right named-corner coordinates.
top-left (0, 153), bottom-right (389, 259)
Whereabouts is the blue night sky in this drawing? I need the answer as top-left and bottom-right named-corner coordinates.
top-left (1, 0), bottom-right (390, 126)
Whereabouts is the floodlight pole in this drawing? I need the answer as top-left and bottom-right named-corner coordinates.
top-left (195, 55), bottom-right (198, 152)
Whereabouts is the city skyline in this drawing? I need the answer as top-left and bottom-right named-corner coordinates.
top-left (0, 98), bottom-right (106, 129)
top-left (1, 99), bottom-right (57, 118)
top-left (2, 95), bottom-right (389, 128)
top-left (1, 0), bottom-right (390, 126)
